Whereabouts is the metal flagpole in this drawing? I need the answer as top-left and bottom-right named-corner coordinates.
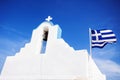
top-left (89, 28), bottom-right (92, 58)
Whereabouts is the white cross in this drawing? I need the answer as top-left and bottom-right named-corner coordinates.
top-left (94, 30), bottom-right (101, 41)
top-left (45, 16), bottom-right (52, 21)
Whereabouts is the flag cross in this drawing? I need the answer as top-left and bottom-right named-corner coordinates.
top-left (93, 30), bottom-right (101, 41)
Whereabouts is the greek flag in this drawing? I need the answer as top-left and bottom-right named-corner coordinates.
top-left (91, 29), bottom-right (117, 48)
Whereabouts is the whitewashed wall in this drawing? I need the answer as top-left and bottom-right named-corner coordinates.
top-left (0, 21), bottom-right (106, 80)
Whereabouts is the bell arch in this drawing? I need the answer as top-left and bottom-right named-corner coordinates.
top-left (40, 26), bottom-right (49, 53)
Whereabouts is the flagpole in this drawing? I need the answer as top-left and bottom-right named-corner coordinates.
top-left (89, 28), bottom-right (92, 58)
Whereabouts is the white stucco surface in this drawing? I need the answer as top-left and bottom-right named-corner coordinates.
top-left (0, 21), bottom-right (106, 80)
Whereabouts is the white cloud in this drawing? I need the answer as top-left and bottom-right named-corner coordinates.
top-left (94, 58), bottom-right (120, 80)
top-left (92, 45), bottom-right (117, 59)
top-left (0, 37), bottom-right (29, 56)
top-left (0, 24), bottom-right (30, 56)
top-left (0, 24), bottom-right (26, 36)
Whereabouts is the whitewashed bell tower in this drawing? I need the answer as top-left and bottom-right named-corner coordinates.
top-left (0, 16), bottom-right (106, 80)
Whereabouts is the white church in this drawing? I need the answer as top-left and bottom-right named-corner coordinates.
top-left (0, 16), bottom-right (106, 80)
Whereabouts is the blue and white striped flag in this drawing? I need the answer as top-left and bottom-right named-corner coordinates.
top-left (91, 29), bottom-right (117, 48)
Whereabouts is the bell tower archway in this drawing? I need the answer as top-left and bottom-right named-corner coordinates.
top-left (41, 27), bottom-right (49, 53)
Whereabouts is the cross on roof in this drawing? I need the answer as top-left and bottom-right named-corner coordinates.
top-left (45, 16), bottom-right (52, 21)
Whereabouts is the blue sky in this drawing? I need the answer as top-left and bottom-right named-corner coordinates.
top-left (0, 0), bottom-right (120, 80)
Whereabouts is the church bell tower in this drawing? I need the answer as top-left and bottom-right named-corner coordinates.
top-left (0, 16), bottom-right (106, 80)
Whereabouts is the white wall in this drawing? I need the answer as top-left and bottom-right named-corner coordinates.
top-left (0, 21), bottom-right (106, 80)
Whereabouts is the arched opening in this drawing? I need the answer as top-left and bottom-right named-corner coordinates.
top-left (40, 28), bottom-right (49, 53)
top-left (43, 30), bottom-right (48, 41)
